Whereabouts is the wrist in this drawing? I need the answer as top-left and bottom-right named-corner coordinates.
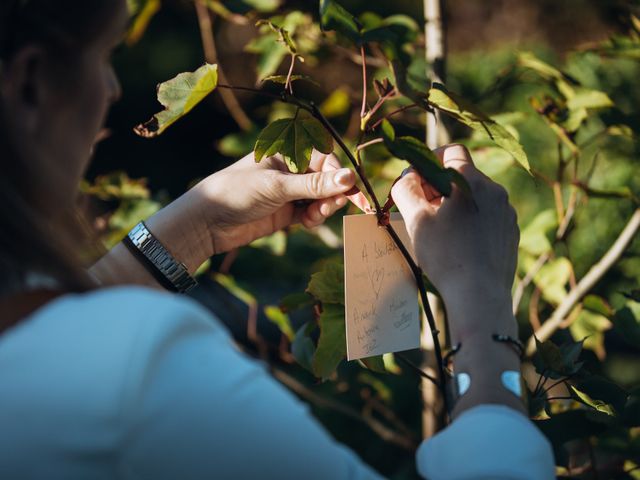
top-left (145, 191), bottom-right (214, 274)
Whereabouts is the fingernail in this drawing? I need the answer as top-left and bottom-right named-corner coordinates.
top-left (334, 168), bottom-right (353, 187)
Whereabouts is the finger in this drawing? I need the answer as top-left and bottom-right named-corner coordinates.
top-left (347, 188), bottom-right (373, 213)
top-left (300, 195), bottom-right (348, 228)
top-left (391, 170), bottom-right (436, 224)
top-left (433, 143), bottom-right (475, 172)
top-left (402, 167), bottom-right (442, 204)
top-left (278, 168), bottom-right (356, 201)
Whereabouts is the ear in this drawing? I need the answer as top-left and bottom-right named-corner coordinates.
top-left (0, 45), bottom-right (50, 135)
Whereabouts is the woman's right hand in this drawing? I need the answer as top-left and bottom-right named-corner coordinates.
top-left (391, 144), bottom-right (520, 344)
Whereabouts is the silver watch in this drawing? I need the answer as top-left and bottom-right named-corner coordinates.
top-left (127, 221), bottom-right (197, 293)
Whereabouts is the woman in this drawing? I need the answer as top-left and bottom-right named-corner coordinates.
top-left (0, 0), bottom-right (554, 478)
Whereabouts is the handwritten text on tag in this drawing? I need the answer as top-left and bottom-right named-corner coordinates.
top-left (343, 213), bottom-right (420, 360)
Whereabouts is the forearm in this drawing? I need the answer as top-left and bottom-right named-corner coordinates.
top-left (444, 295), bottom-right (526, 418)
top-left (89, 192), bottom-right (213, 288)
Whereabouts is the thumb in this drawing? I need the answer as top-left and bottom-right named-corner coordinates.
top-left (280, 168), bottom-right (356, 201)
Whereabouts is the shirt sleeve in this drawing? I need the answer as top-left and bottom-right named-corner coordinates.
top-left (116, 295), bottom-right (384, 480)
top-left (416, 404), bottom-right (555, 480)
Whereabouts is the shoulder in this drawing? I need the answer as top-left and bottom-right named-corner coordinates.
top-left (0, 286), bottom-right (229, 421)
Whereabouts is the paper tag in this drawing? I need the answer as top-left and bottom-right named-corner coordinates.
top-left (343, 213), bottom-right (420, 360)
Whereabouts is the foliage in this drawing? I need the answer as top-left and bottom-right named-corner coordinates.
top-left (88, 1), bottom-right (640, 477)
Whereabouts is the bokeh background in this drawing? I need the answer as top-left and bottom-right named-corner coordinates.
top-left (87, 1), bottom-right (640, 477)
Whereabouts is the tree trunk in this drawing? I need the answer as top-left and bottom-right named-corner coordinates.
top-left (421, 0), bottom-right (449, 439)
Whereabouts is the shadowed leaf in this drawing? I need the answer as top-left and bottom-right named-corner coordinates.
top-left (134, 64), bottom-right (218, 138)
top-left (254, 112), bottom-right (333, 173)
top-left (306, 259), bottom-right (344, 305)
top-left (319, 0), bottom-right (361, 43)
top-left (313, 303), bottom-right (346, 379)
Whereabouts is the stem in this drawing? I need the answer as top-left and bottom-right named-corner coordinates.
top-left (194, 2), bottom-right (253, 132)
top-left (285, 54), bottom-right (296, 94)
top-left (526, 208), bottom-right (640, 355)
top-left (370, 103), bottom-right (419, 131)
top-left (356, 138), bottom-right (384, 151)
top-left (512, 252), bottom-right (550, 314)
top-left (360, 45), bottom-right (368, 119)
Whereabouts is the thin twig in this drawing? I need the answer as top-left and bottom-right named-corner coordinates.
top-left (360, 45), bottom-right (368, 119)
top-left (272, 368), bottom-right (417, 450)
top-left (356, 138), bottom-right (384, 151)
top-left (512, 252), bottom-right (550, 314)
top-left (370, 103), bottom-right (419, 131)
top-left (526, 208), bottom-right (640, 355)
top-left (195, 2), bottom-right (253, 131)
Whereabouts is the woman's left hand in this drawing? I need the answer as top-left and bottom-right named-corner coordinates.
top-left (181, 150), bottom-right (368, 258)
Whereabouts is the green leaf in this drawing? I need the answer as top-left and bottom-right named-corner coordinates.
top-left (380, 127), bottom-right (452, 196)
top-left (262, 74), bottom-right (319, 86)
top-left (245, 34), bottom-right (289, 79)
top-left (583, 295), bottom-right (614, 317)
top-left (519, 209), bottom-right (558, 255)
top-left (614, 304), bottom-right (640, 348)
top-left (306, 259), bottom-right (344, 305)
top-left (134, 64), bottom-right (219, 138)
top-left (249, 230), bottom-right (287, 256)
top-left (427, 83), bottom-right (530, 172)
top-left (533, 257), bottom-right (572, 305)
top-left (240, 0), bottom-right (281, 12)
top-left (533, 337), bottom-right (584, 379)
top-left (359, 355), bottom-right (387, 374)
top-left (212, 273), bottom-right (256, 306)
top-left (81, 172), bottom-right (150, 201)
top-left (312, 303), bottom-right (346, 379)
top-left (126, 0), bottom-right (161, 46)
top-left (217, 127), bottom-right (260, 157)
top-left (255, 19), bottom-right (298, 55)
top-left (279, 292), bottom-right (314, 313)
top-left (319, 0), bottom-right (362, 43)
top-left (292, 321), bottom-right (316, 372)
top-left (319, 88), bottom-right (351, 118)
top-left (571, 385), bottom-right (616, 416)
top-left (566, 88), bottom-right (614, 111)
top-left (569, 309), bottom-right (612, 359)
top-left (380, 119), bottom-right (396, 142)
top-left (574, 376), bottom-right (628, 414)
top-left (254, 112), bottom-right (333, 173)
top-left (264, 305), bottom-right (295, 341)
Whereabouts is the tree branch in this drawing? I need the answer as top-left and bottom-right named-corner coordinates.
top-left (526, 208), bottom-right (640, 355)
top-left (195, 1), bottom-right (253, 132)
top-left (272, 368), bottom-right (418, 450)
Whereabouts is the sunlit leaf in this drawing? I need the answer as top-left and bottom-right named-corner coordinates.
top-left (134, 64), bottom-right (218, 137)
top-left (126, 0), bottom-right (161, 46)
top-left (306, 259), bottom-right (344, 305)
top-left (519, 209), bottom-right (557, 255)
top-left (81, 172), bottom-right (150, 201)
top-left (571, 385), bottom-right (616, 416)
top-left (428, 83), bottom-right (530, 172)
top-left (255, 19), bottom-right (298, 55)
top-left (319, 88), bottom-right (351, 118)
top-left (574, 376), bottom-right (628, 414)
top-left (254, 112), bottom-right (333, 173)
top-left (583, 295), bottom-right (614, 317)
top-left (532, 257), bottom-right (572, 305)
top-left (570, 308), bottom-right (612, 359)
top-left (264, 305), bottom-right (295, 341)
top-left (249, 230), bottom-right (287, 256)
top-left (312, 303), bottom-right (346, 379)
top-left (217, 127), bottom-right (261, 157)
top-left (566, 88), bottom-right (614, 111)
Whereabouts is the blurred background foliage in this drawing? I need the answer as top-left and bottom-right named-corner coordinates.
top-left (84, 0), bottom-right (640, 477)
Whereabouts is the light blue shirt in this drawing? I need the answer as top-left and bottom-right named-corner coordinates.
top-left (0, 287), bottom-right (554, 479)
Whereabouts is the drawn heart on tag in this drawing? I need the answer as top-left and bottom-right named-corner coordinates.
top-left (370, 268), bottom-right (385, 299)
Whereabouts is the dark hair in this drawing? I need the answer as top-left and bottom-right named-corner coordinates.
top-left (0, 0), bottom-right (118, 295)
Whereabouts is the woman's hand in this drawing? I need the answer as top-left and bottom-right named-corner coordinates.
top-left (391, 144), bottom-right (519, 343)
top-left (391, 144), bottom-right (524, 416)
top-left (188, 150), bottom-right (368, 256)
